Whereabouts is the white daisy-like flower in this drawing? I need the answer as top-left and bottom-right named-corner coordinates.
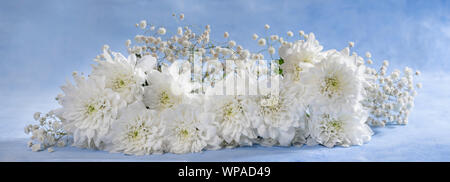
top-left (253, 81), bottom-right (306, 146)
top-left (143, 71), bottom-right (185, 111)
top-left (302, 50), bottom-right (365, 110)
top-left (308, 108), bottom-right (373, 148)
top-left (162, 104), bottom-right (221, 154)
top-left (278, 33), bottom-right (325, 81)
top-left (204, 92), bottom-right (258, 146)
top-left (57, 74), bottom-right (126, 148)
top-left (105, 101), bottom-right (165, 155)
top-left (92, 50), bottom-right (156, 104)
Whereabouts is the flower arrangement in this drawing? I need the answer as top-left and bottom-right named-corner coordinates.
top-left (25, 14), bottom-right (421, 155)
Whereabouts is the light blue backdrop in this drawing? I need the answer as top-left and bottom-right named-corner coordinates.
top-left (1, 0), bottom-right (449, 161)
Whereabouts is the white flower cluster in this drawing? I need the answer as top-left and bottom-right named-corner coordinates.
top-left (25, 14), bottom-right (420, 155)
top-left (25, 110), bottom-right (69, 152)
top-left (362, 60), bottom-right (420, 126)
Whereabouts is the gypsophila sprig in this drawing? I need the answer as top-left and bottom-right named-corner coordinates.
top-left (26, 13), bottom-right (420, 154)
top-left (25, 110), bottom-right (70, 152)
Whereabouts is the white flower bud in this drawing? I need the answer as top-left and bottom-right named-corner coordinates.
top-left (125, 39), bottom-right (131, 47)
top-left (258, 38), bottom-right (266, 46)
top-left (268, 46), bottom-right (275, 55)
top-left (139, 20), bottom-right (147, 29)
top-left (299, 30), bottom-right (305, 36)
top-left (157, 27), bottom-right (166, 35)
top-left (348, 41), bottom-right (354, 48)
top-left (264, 24), bottom-right (270, 30)
top-left (287, 31), bottom-right (294, 37)
top-left (365, 52), bottom-right (372, 58)
top-left (177, 27), bottom-right (183, 36)
top-left (102, 44), bottom-right (109, 51)
top-left (224, 32), bottom-right (229, 38)
top-left (270, 35), bottom-right (279, 41)
top-left (228, 40), bottom-right (236, 47)
top-left (179, 13), bottom-right (185, 20)
top-left (252, 33), bottom-right (259, 40)
top-left (33, 112), bottom-right (41, 121)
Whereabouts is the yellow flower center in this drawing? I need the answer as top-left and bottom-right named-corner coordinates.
top-left (327, 120), bottom-right (343, 131)
top-left (321, 76), bottom-right (340, 98)
top-left (112, 75), bottom-right (134, 91)
top-left (302, 57), bottom-right (312, 63)
top-left (86, 105), bottom-right (96, 115)
top-left (180, 129), bottom-right (189, 138)
top-left (159, 91), bottom-right (173, 108)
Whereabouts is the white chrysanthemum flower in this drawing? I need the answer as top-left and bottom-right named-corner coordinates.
top-left (302, 50), bottom-right (365, 110)
top-left (57, 74), bottom-right (126, 148)
top-left (253, 82), bottom-right (306, 146)
top-left (105, 101), bottom-right (165, 155)
top-left (204, 82), bottom-right (258, 146)
top-left (162, 104), bottom-right (221, 154)
top-left (278, 33), bottom-right (325, 81)
top-left (92, 50), bottom-right (156, 104)
top-left (308, 108), bottom-right (373, 148)
top-left (143, 71), bottom-right (185, 111)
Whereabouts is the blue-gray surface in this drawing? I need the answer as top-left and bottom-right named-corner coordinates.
top-left (1, 0), bottom-right (449, 161)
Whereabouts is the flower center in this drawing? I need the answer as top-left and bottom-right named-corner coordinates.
top-left (321, 76), bottom-right (340, 98)
top-left (128, 130), bottom-right (140, 139)
top-left (260, 94), bottom-right (281, 114)
top-left (302, 57), bottom-right (312, 63)
top-left (326, 120), bottom-right (343, 132)
top-left (320, 114), bottom-right (344, 134)
top-left (159, 91), bottom-right (173, 108)
top-left (125, 117), bottom-right (150, 141)
top-left (112, 75), bottom-right (134, 91)
top-left (222, 102), bottom-right (242, 120)
top-left (86, 105), bottom-right (96, 114)
top-left (294, 65), bottom-right (303, 80)
top-left (180, 129), bottom-right (189, 138)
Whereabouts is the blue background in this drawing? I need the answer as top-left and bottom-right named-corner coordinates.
top-left (1, 0), bottom-right (449, 161)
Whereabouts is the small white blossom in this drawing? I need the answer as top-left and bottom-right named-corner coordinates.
top-left (33, 112), bottom-right (41, 121)
top-left (299, 30), bottom-right (305, 36)
top-left (348, 41), bottom-right (355, 48)
top-left (258, 38), bottom-right (266, 46)
top-left (270, 35), bottom-right (279, 41)
top-left (252, 33), bottom-right (259, 40)
top-left (179, 13), bottom-right (185, 20)
top-left (31, 144), bottom-right (42, 152)
top-left (158, 27), bottom-right (166, 35)
top-left (139, 20), bottom-right (147, 29)
top-left (228, 40), bottom-right (236, 47)
top-left (268, 46), bottom-right (275, 55)
top-left (287, 31), bottom-right (294, 37)
top-left (177, 27), bottom-right (183, 35)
